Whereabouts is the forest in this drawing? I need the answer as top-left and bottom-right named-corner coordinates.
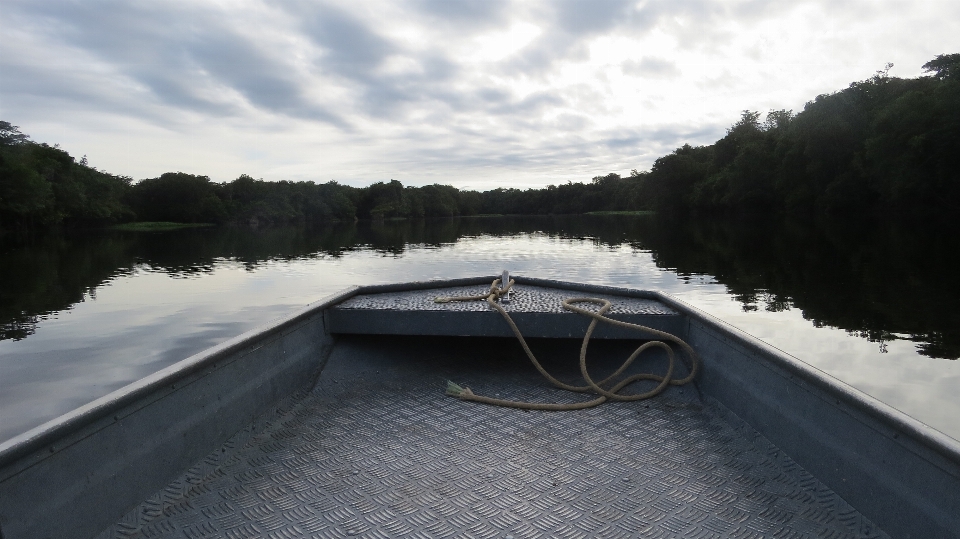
top-left (1, 53), bottom-right (957, 230)
top-left (641, 54), bottom-right (960, 219)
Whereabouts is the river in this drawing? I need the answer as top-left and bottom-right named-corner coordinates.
top-left (1, 214), bottom-right (957, 443)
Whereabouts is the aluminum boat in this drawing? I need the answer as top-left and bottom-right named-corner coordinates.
top-left (1, 276), bottom-right (957, 539)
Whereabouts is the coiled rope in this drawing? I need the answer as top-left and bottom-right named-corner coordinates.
top-left (436, 278), bottom-right (699, 410)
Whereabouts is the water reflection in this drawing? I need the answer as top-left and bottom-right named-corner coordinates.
top-left (638, 216), bottom-right (960, 360)
top-left (3, 216), bottom-right (958, 359)
top-left (1, 215), bottom-right (959, 443)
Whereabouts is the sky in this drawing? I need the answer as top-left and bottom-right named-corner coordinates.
top-left (2, 0), bottom-right (958, 190)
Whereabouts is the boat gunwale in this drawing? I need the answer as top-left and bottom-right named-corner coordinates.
top-left (0, 286), bottom-right (357, 470)
top-left (513, 276), bottom-right (960, 471)
top-left (0, 276), bottom-right (502, 471)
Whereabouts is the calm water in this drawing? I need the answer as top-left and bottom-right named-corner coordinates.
top-left (1, 215), bottom-right (958, 443)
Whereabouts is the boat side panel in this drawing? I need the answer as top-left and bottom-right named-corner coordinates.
top-left (686, 317), bottom-right (960, 539)
top-left (326, 310), bottom-right (686, 340)
top-left (0, 313), bottom-right (333, 539)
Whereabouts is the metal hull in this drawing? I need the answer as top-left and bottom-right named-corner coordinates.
top-left (0, 276), bottom-right (957, 538)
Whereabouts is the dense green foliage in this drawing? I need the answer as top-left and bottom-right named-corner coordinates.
top-left (2, 54), bottom-right (958, 230)
top-left (0, 122), bottom-right (133, 228)
top-left (642, 54), bottom-right (960, 218)
top-left (477, 173), bottom-right (644, 215)
top-left (125, 173), bottom-right (643, 224)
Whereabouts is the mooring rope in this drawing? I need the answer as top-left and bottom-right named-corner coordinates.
top-left (436, 278), bottom-right (700, 410)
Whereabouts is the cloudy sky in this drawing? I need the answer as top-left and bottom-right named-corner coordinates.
top-left (2, 0), bottom-right (958, 189)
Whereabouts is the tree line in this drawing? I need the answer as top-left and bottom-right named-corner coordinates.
top-left (2, 53), bottom-right (958, 230)
top-left (639, 54), bottom-right (960, 219)
top-left (0, 129), bottom-right (643, 228)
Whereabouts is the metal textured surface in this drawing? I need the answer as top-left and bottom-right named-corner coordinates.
top-left (0, 302), bottom-right (335, 539)
top-left (100, 335), bottom-right (887, 539)
top-left (334, 284), bottom-right (676, 316)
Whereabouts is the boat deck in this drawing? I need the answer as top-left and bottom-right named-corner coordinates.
top-left (333, 284), bottom-right (675, 314)
top-left (326, 283), bottom-right (685, 339)
top-left (100, 334), bottom-right (886, 539)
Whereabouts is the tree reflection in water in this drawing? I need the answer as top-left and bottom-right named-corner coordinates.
top-left (1, 215), bottom-right (957, 359)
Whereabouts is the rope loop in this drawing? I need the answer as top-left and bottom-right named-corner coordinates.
top-left (438, 279), bottom-right (699, 410)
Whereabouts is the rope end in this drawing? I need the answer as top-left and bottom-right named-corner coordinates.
top-left (434, 297), bottom-right (451, 304)
top-left (445, 380), bottom-right (465, 397)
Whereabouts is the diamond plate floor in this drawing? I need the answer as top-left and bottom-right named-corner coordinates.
top-left (100, 336), bottom-right (887, 539)
top-left (334, 284), bottom-right (676, 315)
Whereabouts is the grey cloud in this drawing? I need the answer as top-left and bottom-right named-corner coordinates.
top-left (385, 118), bottom-right (728, 185)
top-left (628, 0), bottom-right (742, 51)
top-left (604, 134), bottom-right (647, 149)
top-left (289, 3), bottom-right (472, 120)
top-left (188, 36), bottom-right (299, 110)
top-left (296, 4), bottom-right (393, 79)
top-left (4, 0), bottom-right (682, 131)
top-left (5, 2), bottom-right (310, 118)
top-left (0, 63), bottom-right (171, 123)
top-left (397, 131), bottom-right (596, 172)
top-left (629, 0), bottom-right (822, 52)
top-left (477, 87), bottom-right (512, 104)
top-left (496, 0), bottom-right (771, 78)
top-left (185, 29), bottom-right (354, 128)
top-left (498, 0), bottom-right (638, 76)
top-left (356, 56), bottom-right (462, 119)
top-left (5, 0), bottom-right (910, 188)
top-left (730, 0), bottom-right (795, 19)
top-left (552, 113), bottom-right (590, 132)
top-left (413, 0), bottom-right (510, 28)
top-left (22, 4), bottom-right (217, 94)
top-left (285, 1), bottom-right (569, 126)
top-left (600, 123), bottom-right (726, 153)
top-left (464, 88), bottom-right (566, 117)
top-left (498, 91), bottom-right (566, 114)
top-left (622, 57), bottom-right (682, 78)
top-left (633, 0), bottom-right (735, 31)
top-left (553, 0), bottom-right (637, 34)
